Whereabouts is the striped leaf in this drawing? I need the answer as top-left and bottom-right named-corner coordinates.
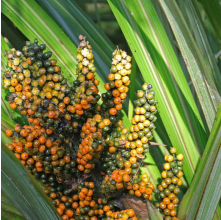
top-left (157, 0), bottom-right (221, 131)
top-left (178, 104), bottom-right (221, 220)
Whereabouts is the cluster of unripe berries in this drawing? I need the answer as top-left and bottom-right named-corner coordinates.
top-left (155, 147), bottom-right (184, 220)
top-left (3, 38), bottom-right (101, 147)
top-left (5, 124), bottom-right (79, 180)
top-left (4, 36), bottom-right (184, 220)
top-left (99, 84), bottom-right (157, 199)
top-left (3, 37), bottom-right (138, 220)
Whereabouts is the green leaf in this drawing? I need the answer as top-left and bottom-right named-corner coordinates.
top-left (196, 0), bottom-right (221, 48)
top-left (108, 0), bottom-right (207, 184)
top-left (146, 200), bottom-right (163, 220)
top-left (177, 0), bottom-right (221, 94)
top-left (1, 192), bottom-right (25, 220)
top-left (178, 104), bottom-right (221, 220)
top-left (1, 112), bottom-right (16, 132)
top-left (157, 0), bottom-right (221, 131)
top-left (1, 131), bottom-right (62, 220)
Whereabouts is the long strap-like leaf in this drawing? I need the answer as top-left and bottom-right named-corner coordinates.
top-left (178, 104), bottom-right (221, 220)
top-left (157, 0), bottom-right (221, 131)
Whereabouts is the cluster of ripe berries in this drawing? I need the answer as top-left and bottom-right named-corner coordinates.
top-left (5, 124), bottom-right (79, 180)
top-left (100, 84), bottom-right (157, 199)
top-left (3, 38), bottom-right (100, 147)
top-left (155, 148), bottom-right (184, 220)
top-left (75, 39), bottom-right (132, 174)
top-left (104, 48), bottom-right (132, 113)
top-left (4, 36), bottom-right (183, 220)
top-left (4, 37), bottom-right (139, 220)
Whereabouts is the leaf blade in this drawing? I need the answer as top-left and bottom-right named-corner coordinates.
top-left (157, 0), bottom-right (221, 130)
top-left (178, 104), bottom-right (221, 220)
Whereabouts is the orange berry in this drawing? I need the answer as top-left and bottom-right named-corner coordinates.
top-left (21, 152), bottom-right (29, 160)
top-left (110, 108), bottom-right (117, 115)
top-left (10, 102), bottom-right (17, 109)
top-left (46, 92), bottom-right (52, 99)
top-left (87, 72), bottom-right (94, 80)
top-left (62, 214), bottom-right (69, 220)
top-left (5, 129), bottom-right (13, 137)
top-left (66, 210), bottom-right (74, 217)
top-left (108, 74), bottom-right (115, 81)
top-left (103, 205), bottom-right (110, 212)
top-left (122, 174), bottom-right (130, 182)
top-left (63, 97), bottom-right (70, 104)
top-left (145, 188), bottom-right (152, 195)
top-left (109, 146), bottom-right (116, 153)
top-left (163, 197), bottom-right (170, 205)
top-left (104, 83), bottom-right (110, 90)
top-left (57, 208), bottom-right (64, 215)
top-left (135, 190), bottom-right (142, 197)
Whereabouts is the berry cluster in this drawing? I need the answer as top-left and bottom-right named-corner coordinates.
top-left (105, 209), bottom-right (136, 220)
top-left (155, 148), bottom-right (184, 220)
top-left (77, 118), bottom-right (105, 173)
top-left (100, 84), bottom-right (157, 199)
top-left (3, 36), bottom-right (185, 220)
top-left (104, 48), bottom-right (131, 113)
top-left (3, 37), bottom-right (102, 148)
top-left (75, 46), bottom-right (132, 174)
top-left (3, 37), bottom-right (140, 220)
top-left (6, 124), bottom-right (78, 180)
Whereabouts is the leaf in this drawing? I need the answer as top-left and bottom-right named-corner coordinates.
top-left (1, 131), bottom-right (62, 220)
top-left (146, 200), bottom-right (163, 220)
top-left (178, 104), bottom-right (221, 220)
top-left (1, 192), bottom-right (25, 220)
top-left (149, 142), bottom-right (166, 146)
top-left (1, 112), bottom-right (16, 132)
top-left (196, 0), bottom-right (221, 48)
top-left (157, 0), bottom-right (221, 131)
top-left (177, 0), bottom-right (221, 94)
top-left (122, 196), bottom-right (150, 220)
top-left (108, 0), bottom-right (207, 184)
